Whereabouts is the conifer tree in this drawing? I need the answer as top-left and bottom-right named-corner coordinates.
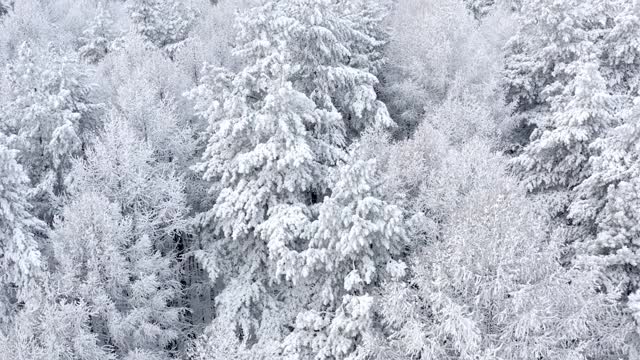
top-left (272, 157), bottom-right (407, 359)
top-left (78, 2), bottom-right (117, 64)
top-left (463, 0), bottom-right (495, 19)
top-left (230, 0), bottom-right (393, 134)
top-left (127, 0), bottom-right (197, 56)
top-left (51, 114), bottom-right (188, 358)
top-left (503, 0), bottom-right (636, 161)
top-left (0, 135), bottom-right (43, 329)
top-left (571, 99), bottom-right (640, 344)
top-left (503, 0), bottom-right (611, 117)
top-left (338, 0), bottom-right (390, 76)
top-left (603, 0), bottom-right (640, 99)
top-left (511, 62), bottom-right (616, 193)
top-left (190, 66), bottom-right (341, 349)
top-left (0, 42), bottom-right (103, 222)
top-left (188, 0), bottom-right (395, 353)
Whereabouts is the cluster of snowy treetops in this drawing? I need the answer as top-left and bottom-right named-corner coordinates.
top-left (1, 0), bottom-right (640, 359)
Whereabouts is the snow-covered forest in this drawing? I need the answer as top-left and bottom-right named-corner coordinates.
top-left (1, 0), bottom-right (640, 358)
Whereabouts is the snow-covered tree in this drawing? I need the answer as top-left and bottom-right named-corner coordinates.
top-left (502, 0), bottom-right (640, 156)
top-left (378, 140), bottom-right (631, 360)
top-left (2, 0), bottom-right (636, 358)
top-left (0, 0), bottom-right (58, 64)
top-left (570, 98), bottom-right (640, 343)
top-left (231, 0), bottom-right (393, 134)
top-left (0, 135), bottom-right (43, 329)
top-left (98, 27), bottom-right (208, 331)
top-left (463, 0), bottom-right (495, 19)
top-left (602, 0), bottom-right (640, 100)
top-left (51, 193), bottom-right (182, 359)
top-left (0, 124), bottom-right (107, 360)
top-left (51, 114), bottom-right (188, 358)
top-left (173, 0), bottom-right (250, 85)
top-left (187, 0), bottom-right (396, 353)
top-left (66, 110), bottom-right (189, 260)
top-left (338, 0), bottom-right (390, 77)
top-left (272, 157), bottom-right (407, 359)
top-left (503, 0), bottom-right (614, 116)
top-left (127, 0), bottom-right (197, 56)
top-left (78, 2), bottom-right (118, 64)
top-left (511, 62), bottom-right (616, 193)
top-left (115, 74), bottom-right (195, 167)
top-left (0, 42), bottom-right (103, 222)
top-left (189, 67), bottom-right (342, 349)
top-left (0, 290), bottom-right (116, 360)
top-left (380, 0), bottom-right (511, 138)
top-left (98, 33), bottom-right (193, 108)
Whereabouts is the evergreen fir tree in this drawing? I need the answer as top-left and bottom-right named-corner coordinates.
top-left (187, 0), bottom-right (396, 354)
top-left (571, 98), bottom-right (640, 345)
top-left (511, 62), bottom-right (616, 193)
top-left (79, 2), bottom-right (117, 64)
top-left (602, 0), bottom-right (640, 100)
top-left (503, 0), bottom-right (612, 117)
top-left (127, 0), bottom-right (197, 56)
top-left (274, 157), bottom-right (407, 359)
top-left (0, 135), bottom-right (43, 329)
top-left (0, 42), bottom-right (103, 222)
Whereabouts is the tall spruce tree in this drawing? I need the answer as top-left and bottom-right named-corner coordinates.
top-left (511, 62), bottom-right (616, 193)
top-left (272, 156), bottom-right (407, 359)
top-left (187, 0), bottom-right (397, 355)
top-left (0, 135), bottom-right (43, 329)
top-left (571, 98), bottom-right (640, 348)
